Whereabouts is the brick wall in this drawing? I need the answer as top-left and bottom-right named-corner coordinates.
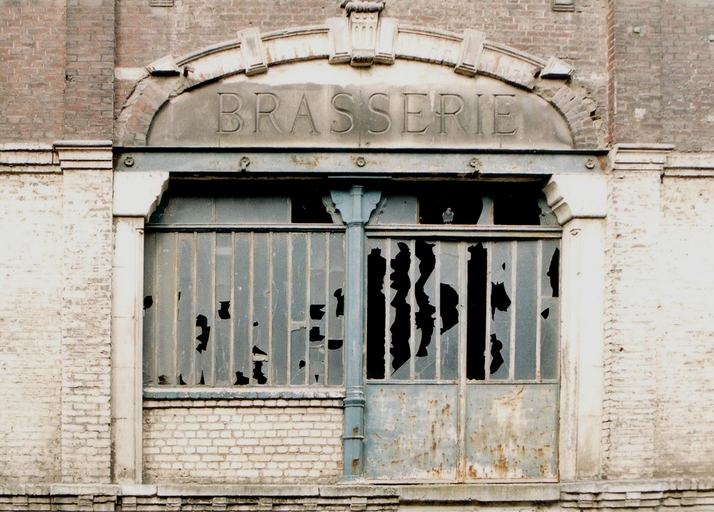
top-left (0, 171), bottom-right (63, 483)
top-left (0, 1), bottom-right (66, 143)
top-left (654, 176), bottom-right (714, 477)
top-left (604, 158), bottom-right (714, 478)
top-left (63, 0), bottom-right (115, 139)
top-left (603, 168), bottom-right (661, 478)
top-left (611, 1), bottom-right (714, 150)
top-left (143, 399), bottom-right (344, 484)
top-left (60, 169), bottom-right (114, 483)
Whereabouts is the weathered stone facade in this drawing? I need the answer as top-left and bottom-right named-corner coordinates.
top-left (2, 1), bottom-right (714, 511)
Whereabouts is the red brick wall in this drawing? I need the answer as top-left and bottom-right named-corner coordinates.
top-left (611, 0), bottom-right (714, 150)
top-left (0, 0), bottom-right (66, 143)
top-left (63, 0), bottom-right (115, 140)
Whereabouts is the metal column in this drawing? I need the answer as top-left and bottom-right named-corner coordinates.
top-left (330, 186), bottom-right (381, 481)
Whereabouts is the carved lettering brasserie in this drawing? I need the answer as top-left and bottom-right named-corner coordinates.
top-left (147, 79), bottom-right (572, 148)
top-left (216, 90), bottom-right (519, 137)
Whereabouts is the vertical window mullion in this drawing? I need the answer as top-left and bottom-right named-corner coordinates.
top-left (536, 239), bottom-right (543, 382)
top-left (509, 241), bottom-right (517, 382)
top-left (384, 241), bottom-right (391, 381)
top-left (485, 241), bottom-right (493, 381)
top-left (409, 238), bottom-right (417, 379)
top-left (434, 240), bottom-right (442, 381)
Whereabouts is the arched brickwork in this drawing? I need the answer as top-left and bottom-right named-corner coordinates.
top-left (116, 23), bottom-right (599, 149)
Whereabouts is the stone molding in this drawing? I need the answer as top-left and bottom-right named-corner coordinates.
top-left (0, 141), bottom-right (114, 172)
top-left (660, 150), bottom-right (714, 178)
top-left (53, 140), bottom-right (113, 171)
top-left (611, 143), bottom-right (675, 172)
top-left (0, 143), bottom-right (55, 164)
top-left (116, 23), bottom-right (598, 148)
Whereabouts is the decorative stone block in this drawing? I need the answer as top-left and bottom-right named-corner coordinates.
top-left (239, 28), bottom-right (268, 76)
top-left (455, 29), bottom-right (486, 77)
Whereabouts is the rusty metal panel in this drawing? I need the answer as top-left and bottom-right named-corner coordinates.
top-left (365, 384), bottom-right (459, 481)
top-left (465, 383), bottom-right (558, 480)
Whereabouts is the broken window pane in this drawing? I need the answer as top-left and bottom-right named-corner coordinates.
top-left (143, 184), bottom-right (345, 388)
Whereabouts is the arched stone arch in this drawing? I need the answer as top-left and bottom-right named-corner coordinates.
top-left (116, 21), bottom-right (599, 148)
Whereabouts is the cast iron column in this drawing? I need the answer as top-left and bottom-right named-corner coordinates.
top-left (331, 186), bottom-right (381, 481)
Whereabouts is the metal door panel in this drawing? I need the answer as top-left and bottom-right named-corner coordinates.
top-left (365, 383), bottom-right (459, 481)
top-left (465, 383), bottom-right (558, 480)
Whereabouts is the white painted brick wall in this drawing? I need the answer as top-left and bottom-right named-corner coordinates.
top-left (654, 177), bottom-right (714, 477)
top-left (604, 170), bottom-right (660, 479)
top-left (60, 170), bottom-right (114, 483)
top-left (143, 399), bottom-right (344, 483)
top-left (0, 173), bottom-right (63, 483)
top-left (604, 167), bottom-right (714, 479)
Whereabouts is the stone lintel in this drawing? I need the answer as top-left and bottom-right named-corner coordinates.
top-left (53, 140), bottom-right (113, 171)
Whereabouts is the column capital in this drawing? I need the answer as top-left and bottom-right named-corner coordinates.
top-left (331, 187), bottom-right (381, 226)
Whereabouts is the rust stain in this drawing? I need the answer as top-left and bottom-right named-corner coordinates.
top-left (290, 154), bottom-right (323, 168)
top-left (428, 463), bottom-right (443, 478)
top-left (492, 444), bottom-right (509, 477)
top-left (353, 426), bottom-right (360, 436)
top-left (441, 403), bottom-right (451, 414)
top-left (467, 465), bottom-right (478, 479)
top-left (596, 154), bottom-right (609, 172)
top-left (352, 458), bottom-right (360, 471)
